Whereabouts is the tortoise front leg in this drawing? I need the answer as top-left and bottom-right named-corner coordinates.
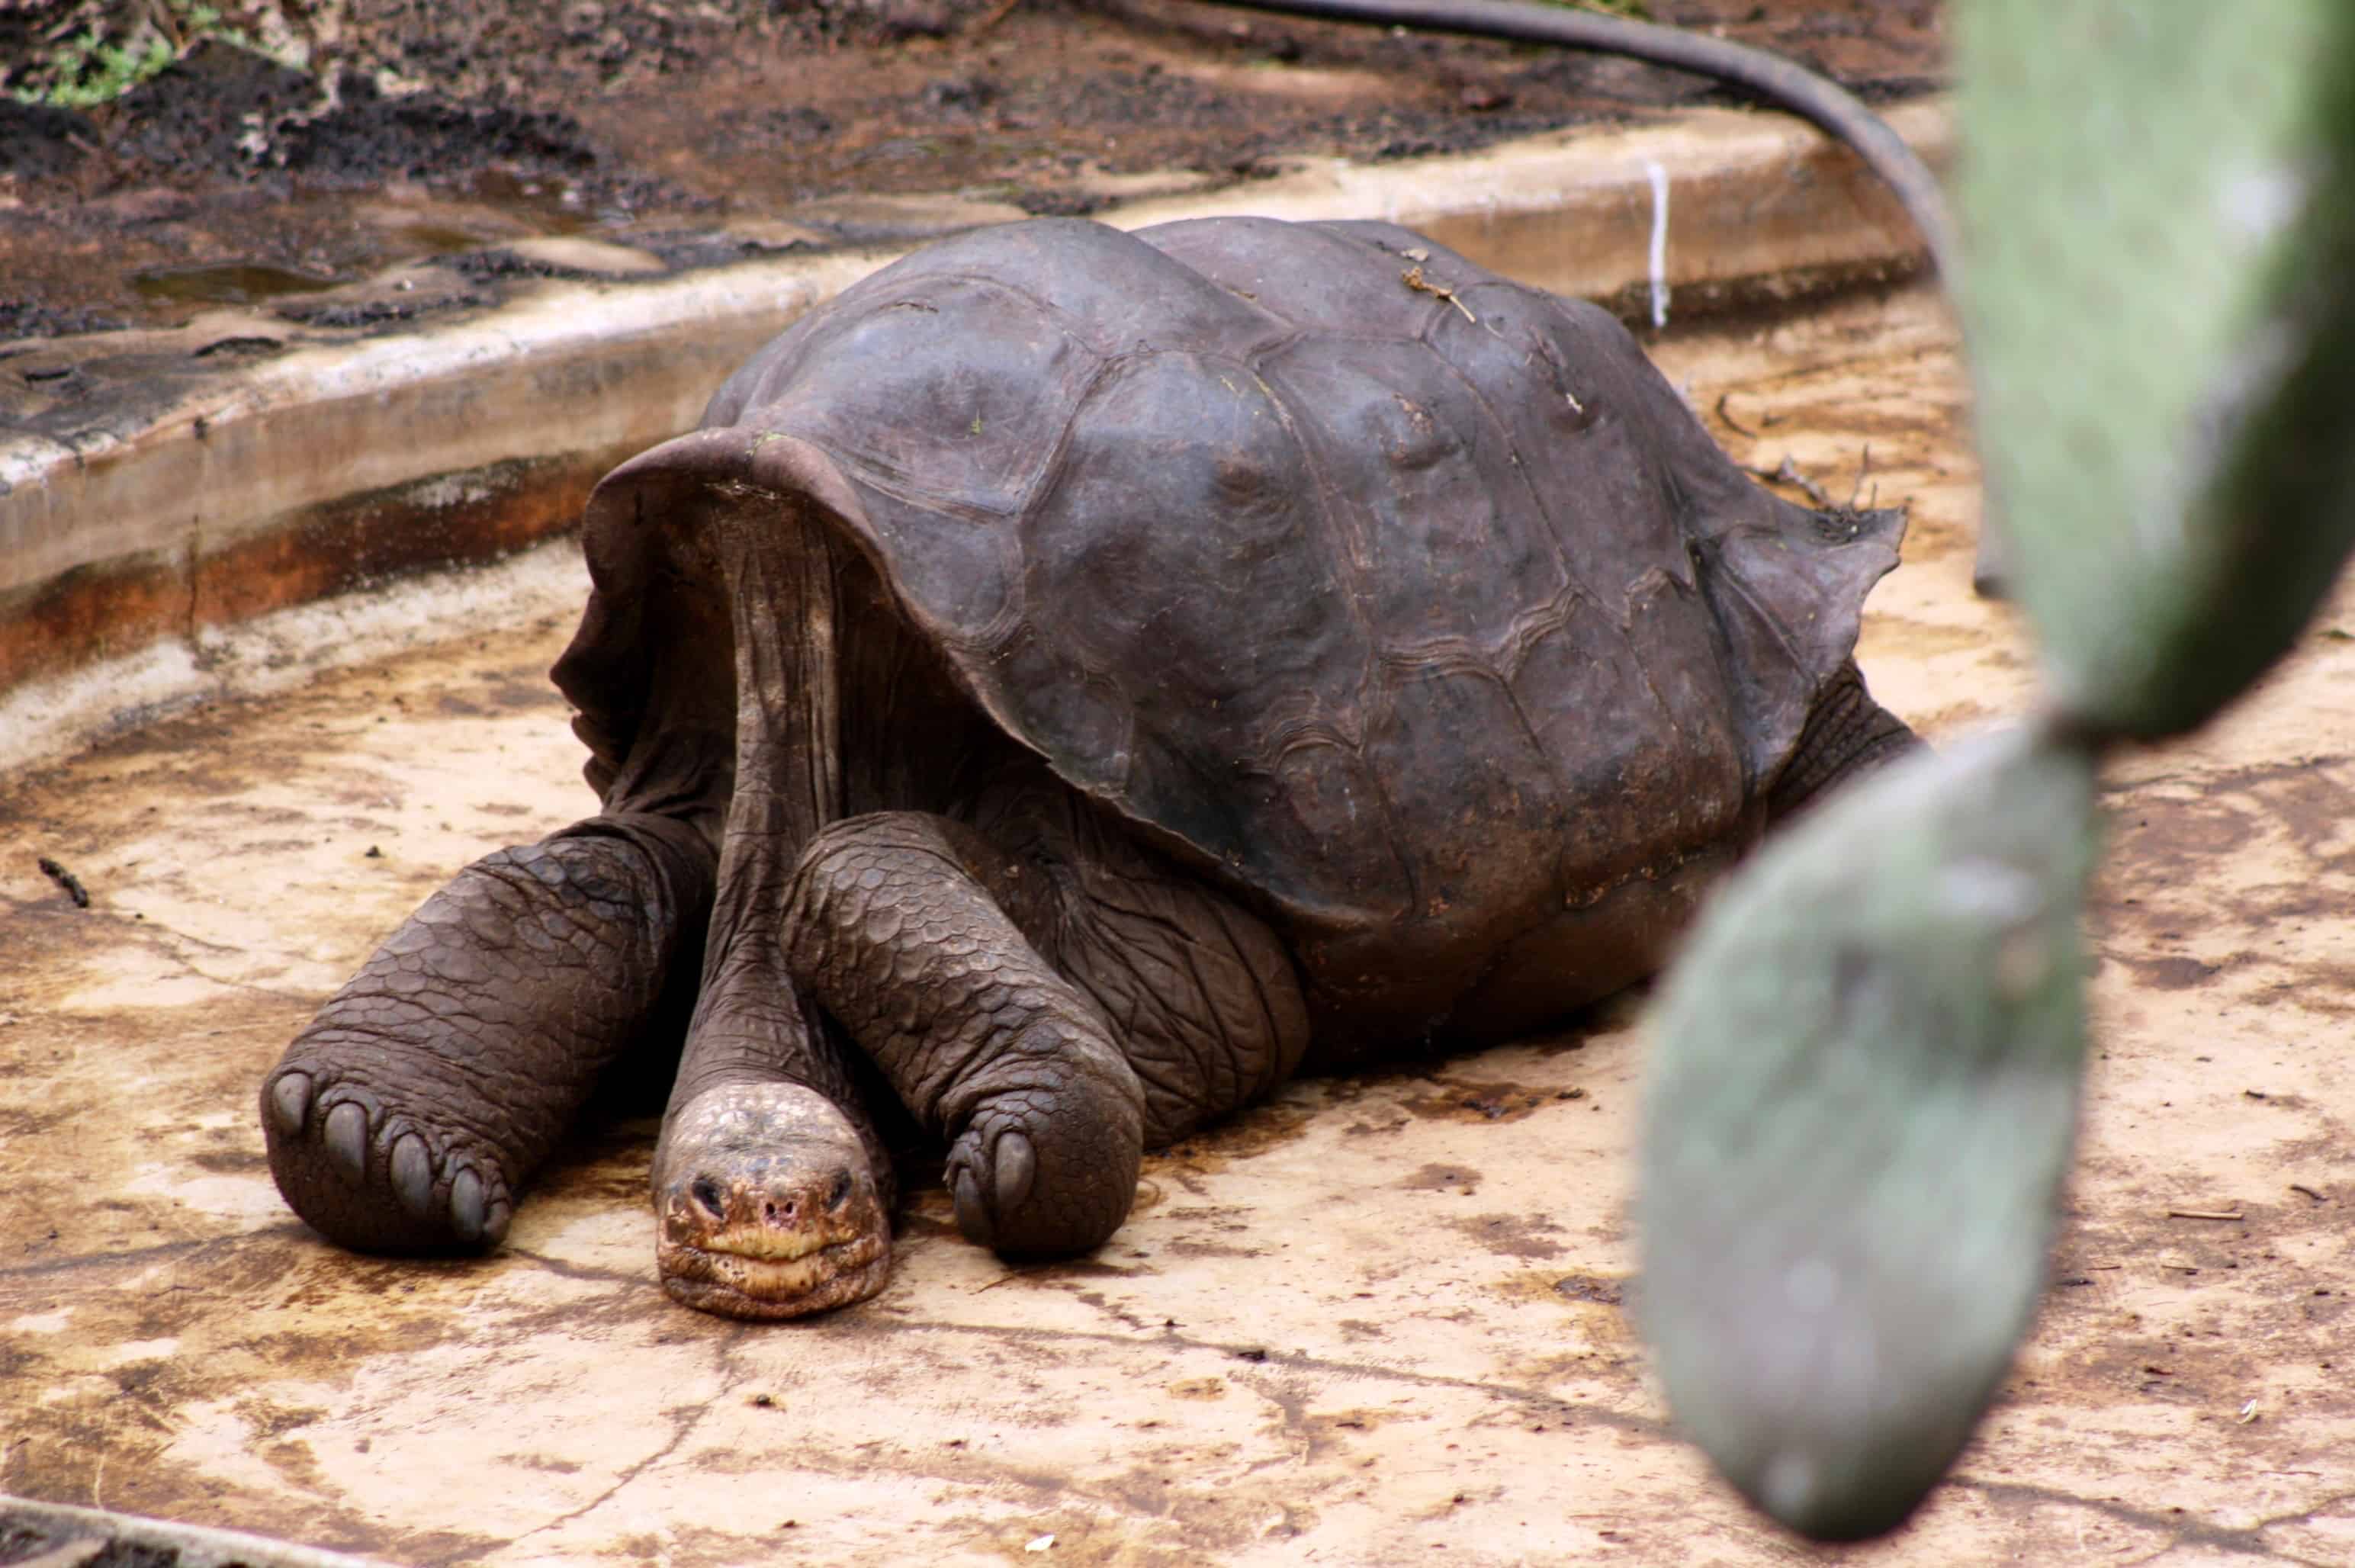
top-left (262, 813), bottom-right (712, 1252)
top-left (784, 813), bottom-right (1149, 1257)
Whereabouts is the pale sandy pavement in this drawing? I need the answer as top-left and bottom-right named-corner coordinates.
top-left (2, 284), bottom-right (2350, 1566)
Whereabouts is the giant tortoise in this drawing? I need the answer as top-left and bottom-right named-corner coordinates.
top-left (259, 215), bottom-right (1915, 1318)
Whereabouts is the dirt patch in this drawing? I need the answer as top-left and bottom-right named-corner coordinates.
top-left (0, 0), bottom-right (1945, 337)
top-left (1400, 1075), bottom-right (1567, 1123)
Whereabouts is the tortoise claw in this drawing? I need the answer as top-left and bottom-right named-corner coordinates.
top-left (952, 1162), bottom-right (995, 1250)
top-left (993, 1129), bottom-right (1037, 1213)
top-left (268, 1072), bottom-right (311, 1136)
top-left (390, 1133), bottom-right (435, 1220)
top-left (323, 1102), bottom-right (369, 1185)
top-left (449, 1168), bottom-right (487, 1244)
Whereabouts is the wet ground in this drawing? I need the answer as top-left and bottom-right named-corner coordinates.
top-left (5, 283), bottom-right (2354, 1565)
top-left (0, 0), bottom-right (1945, 337)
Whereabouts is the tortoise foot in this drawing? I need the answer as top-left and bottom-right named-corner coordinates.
top-left (263, 1064), bottom-right (516, 1253)
top-left (654, 1081), bottom-right (892, 1319)
top-left (943, 1039), bottom-right (1144, 1260)
top-left (779, 810), bottom-right (1146, 1262)
top-left (262, 823), bottom-right (712, 1258)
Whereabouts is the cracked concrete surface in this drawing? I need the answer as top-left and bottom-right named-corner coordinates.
top-left (4, 284), bottom-right (2353, 1565)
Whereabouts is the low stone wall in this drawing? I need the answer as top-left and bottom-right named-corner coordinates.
top-left (0, 99), bottom-right (1948, 769)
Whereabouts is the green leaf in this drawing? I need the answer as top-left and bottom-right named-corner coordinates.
top-left (1637, 728), bottom-right (2097, 1540)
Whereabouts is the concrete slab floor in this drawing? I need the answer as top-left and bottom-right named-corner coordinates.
top-left (4, 284), bottom-right (2353, 1566)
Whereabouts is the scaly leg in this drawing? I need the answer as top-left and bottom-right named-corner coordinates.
top-left (261, 813), bottom-right (712, 1252)
top-left (783, 782), bottom-right (1311, 1258)
top-left (784, 811), bottom-right (1148, 1255)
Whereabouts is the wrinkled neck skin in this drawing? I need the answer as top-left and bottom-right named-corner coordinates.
top-left (629, 501), bottom-right (1001, 1320)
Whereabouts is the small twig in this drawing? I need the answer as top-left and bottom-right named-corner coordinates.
top-left (2166, 1208), bottom-right (2244, 1223)
top-left (37, 856), bottom-right (88, 908)
top-left (1714, 390), bottom-right (1756, 439)
top-left (972, 0), bottom-right (1022, 32)
top-left (1780, 458), bottom-right (1830, 506)
top-left (1746, 455), bottom-right (1832, 508)
top-left (1401, 265), bottom-right (1476, 323)
top-left (1846, 442), bottom-right (1875, 509)
top-left (2288, 1184), bottom-right (2326, 1203)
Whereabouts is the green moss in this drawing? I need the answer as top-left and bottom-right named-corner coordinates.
top-left (14, 2), bottom-right (262, 108)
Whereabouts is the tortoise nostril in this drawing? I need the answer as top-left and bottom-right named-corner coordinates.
top-left (763, 1197), bottom-right (799, 1227)
top-left (689, 1177), bottom-right (725, 1219)
top-left (826, 1167), bottom-right (854, 1211)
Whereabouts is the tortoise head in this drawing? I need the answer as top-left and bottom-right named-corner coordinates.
top-left (651, 1080), bottom-right (893, 1319)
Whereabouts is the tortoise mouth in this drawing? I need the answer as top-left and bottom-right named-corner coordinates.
top-left (658, 1229), bottom-right (892, 1319)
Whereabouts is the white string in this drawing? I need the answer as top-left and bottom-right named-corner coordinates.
top-left (1646, 159), bottom-right (1672, 329)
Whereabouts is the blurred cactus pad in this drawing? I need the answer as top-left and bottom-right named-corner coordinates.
top-left (1963, 2), bottom-right (2355, 737)
top-left (1640, 731), bottom-right (2098, 1541)
top-left (1636, 0), bottom-right (2355, 1543)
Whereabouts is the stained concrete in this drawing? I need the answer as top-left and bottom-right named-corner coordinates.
top-left (4, 285), bottom-right (2353, 1566)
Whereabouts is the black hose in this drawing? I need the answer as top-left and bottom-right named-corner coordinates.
top-left (1201, 0), bottom-right (1955, 279)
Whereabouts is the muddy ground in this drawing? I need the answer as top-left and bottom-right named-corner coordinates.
top-left (3, 284), bottom-right (2351, 1565)
top-left (0, 0), bottom-right (1944, 338)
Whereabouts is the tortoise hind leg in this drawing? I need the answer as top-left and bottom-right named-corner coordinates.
top-left (262, 813), bottom-right (713, 1252)
top-left (1766, 661), bottom-right (1921, 824)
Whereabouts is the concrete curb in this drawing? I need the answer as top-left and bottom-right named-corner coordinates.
top-left (0, 1493), bottom-right (390, 1567)
top-left (0, 98), bottom-right (1948, 770)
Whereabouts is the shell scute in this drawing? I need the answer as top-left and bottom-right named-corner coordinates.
top-left (1251, 333), bottom-right (1574, 652)
top-left (1020, 350), bottom-right (1343, 726)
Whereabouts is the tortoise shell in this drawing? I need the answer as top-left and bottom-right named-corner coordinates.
top-left (559, 217), bottom-right (1900, 1043)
